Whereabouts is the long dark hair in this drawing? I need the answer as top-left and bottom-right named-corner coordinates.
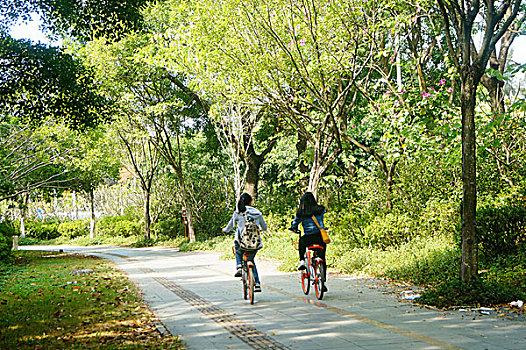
top-left (237, 193), bottom-right (253, 213)
top-left (296, 192), bottom-right (325, 218)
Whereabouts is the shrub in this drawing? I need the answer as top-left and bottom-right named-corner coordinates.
top-left (113, 220), bottom-right (141, 237)
top-left (57, 220), bottom-right (89, 239)
top-left (25, 221), bottom-right (60, 240)
top-left (152, 218), bottom-right (183, 238)
top-left (0, 222), bottom-right (14, 263)
top-left (418, 199), bottom-right (459, 238)
top-left (476, 205), bottom-right (526, 258)
top-left (325, 210), bottom-right (369, 248)
top-left (97, 215), bottom-right (140, 237)
top-left (364, 213), bottom-right (416, 249)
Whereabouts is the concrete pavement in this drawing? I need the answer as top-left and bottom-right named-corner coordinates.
top-left (21, 245), bottom-right (526, 349)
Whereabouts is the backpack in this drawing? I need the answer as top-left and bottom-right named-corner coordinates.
top-left (239, 212), bottom-right (263, 251)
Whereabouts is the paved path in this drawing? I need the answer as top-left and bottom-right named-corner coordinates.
top-left (21, 245), bottom-right (525, 349)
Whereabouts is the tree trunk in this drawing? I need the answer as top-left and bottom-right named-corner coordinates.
top-left (459, 70), bottom-right (478, 282)
top-left (385, 161), bottom-right (398, 211)
top-left (143, 190), bottom-right (151, 240)
top-left (176, 169), bottom-right (195, 242)
top-left (174, 130), bottom-right (196, 243)
top-left (20, 210), bottom-right (26, 239)
top-left (307, 136), bottom-right (341, 199)
top-left (72, 190), bottom-right (78, 220)
top-left (308, 165), bottom-right (323, 199)
top-left (89, 189), bottom-right (96, 239)
top-left (245, 156), bottom-right (261, 201)
top-left (19, 192), bottom-right (29, 238)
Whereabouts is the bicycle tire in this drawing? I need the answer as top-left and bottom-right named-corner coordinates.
top-left (242, 266), bottom-right (248, 300)
top-left (301, 268), bottom-right (310, 295)
top-left (248, 265), bottom-right (255, 304)
top-left (314, 260), bottom-right (325, 300)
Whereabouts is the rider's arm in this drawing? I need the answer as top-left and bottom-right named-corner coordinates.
top-left (257, 214), bottom-right (268, 231)
top-left (222, 212), bottom-right (237, 233)
top-left (288, 216), bottom-right (301, 231)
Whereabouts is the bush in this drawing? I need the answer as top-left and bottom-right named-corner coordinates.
top-left (477, 205), bottom-right (526, 258)
top-left (418, 200), bottom-right (459, 238)
top-left (25, 221), bottom-right (60, 240)
top-left (113, 220), bottom-right (141, 237)
top-left (57, 220), bottom-right (89, 239)
top-left (97, 215), bottom-right (140, 237)
top-left (364, 213), bottom-right (416, 249)
top-left (152, 218), bottom-right (183, 238)
top-left (325, 210), bottom-right (369, 248)
top-left (0, 222), bottom-right (15, 263)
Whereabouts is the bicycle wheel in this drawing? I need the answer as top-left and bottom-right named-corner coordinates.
top-left (248, 265), bottom-right (255, 304)
top-left (242, 266), bottom-right (248, 300)
top-left (314, 260), bottom-right (325, 300)
top-left (301, 268), bottom-right (310, 295)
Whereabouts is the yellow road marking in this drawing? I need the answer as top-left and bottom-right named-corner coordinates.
top-left (263, 284), bottom-right (463, 350)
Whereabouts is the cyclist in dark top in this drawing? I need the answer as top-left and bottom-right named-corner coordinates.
top-left (288, 192), bottom-right (328, 292)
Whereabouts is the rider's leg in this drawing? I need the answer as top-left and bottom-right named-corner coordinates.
top-left (298, 235), bottom-right (309, 261)
top-left (246, 250), bottom-right (260, 284)
top-left (234, 241), bottom-right (243, 277)
top-left (234, 241), bottom-right (242, 268)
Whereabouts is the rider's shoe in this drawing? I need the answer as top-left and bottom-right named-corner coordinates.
top-left (254, 283), bottom-right (262, 292)
top-left (322, 285), bottom-right (328, 293)
top-left (297, 260), bottom-right (306, 270)
top-left (234, 268), bottom-right (242, 277)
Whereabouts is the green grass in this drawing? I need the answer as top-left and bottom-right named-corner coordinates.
top-left (0, 251), bottom-right (184, 349)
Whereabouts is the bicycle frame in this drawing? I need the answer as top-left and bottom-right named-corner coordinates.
top-left (301, 244), bottom-right (325, 300)
top-left (241, 251), bottom-right (255, 304)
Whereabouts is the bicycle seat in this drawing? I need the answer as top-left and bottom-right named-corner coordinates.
top-left (307, 244), bottom-right (324, 250)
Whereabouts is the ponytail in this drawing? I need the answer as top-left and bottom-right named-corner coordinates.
top-left (237, 193), bottom-right (253, 213)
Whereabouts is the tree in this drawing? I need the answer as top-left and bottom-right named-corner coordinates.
top-left (1, 0), bottom-right (153, 41)
top-left (0, 34), bottom-right (110, 129)
top-left (436, 0), bottom-right (523, 282)
top-left (0, 123), bottom-right (79, 202)
top-left (69, 127), bottom-right (121, 238)
top-left (210, 103), bottom-right (279, 200)
top-left (180, 0), bottom-right (388, 197)
top-left (114, 122), bottom-right (160, 240)
top-left (80, 35), bottom-right (210, 242)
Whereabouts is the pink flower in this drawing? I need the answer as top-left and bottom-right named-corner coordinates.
top-left (351, 125), bottom-right (356, 128)
top-left (438, 78), bottom-right (446, 86)
top-left (299, 38), bottom-right (306, 46)
top-left (389, 56), bottom-right (395, 64)
top-left (422, 92), bottom-right (431, 98)
top-left (287, 42), bottom-right (293, 49)
top-left (448, 87), bottom-right (453, 93)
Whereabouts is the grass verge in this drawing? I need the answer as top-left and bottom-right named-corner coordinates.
top-left (0, 251), bottom-right (184, 349)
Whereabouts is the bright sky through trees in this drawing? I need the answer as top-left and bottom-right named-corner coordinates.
top-left (7, 13), bottom-right (526, 64)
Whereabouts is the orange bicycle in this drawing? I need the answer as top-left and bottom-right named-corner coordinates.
top-left (242, 251), bottom-right (256, 304)
top-left (233, 246), bottom-right (256, 304)
top-left (298, 243), bottom-right (326, 300)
